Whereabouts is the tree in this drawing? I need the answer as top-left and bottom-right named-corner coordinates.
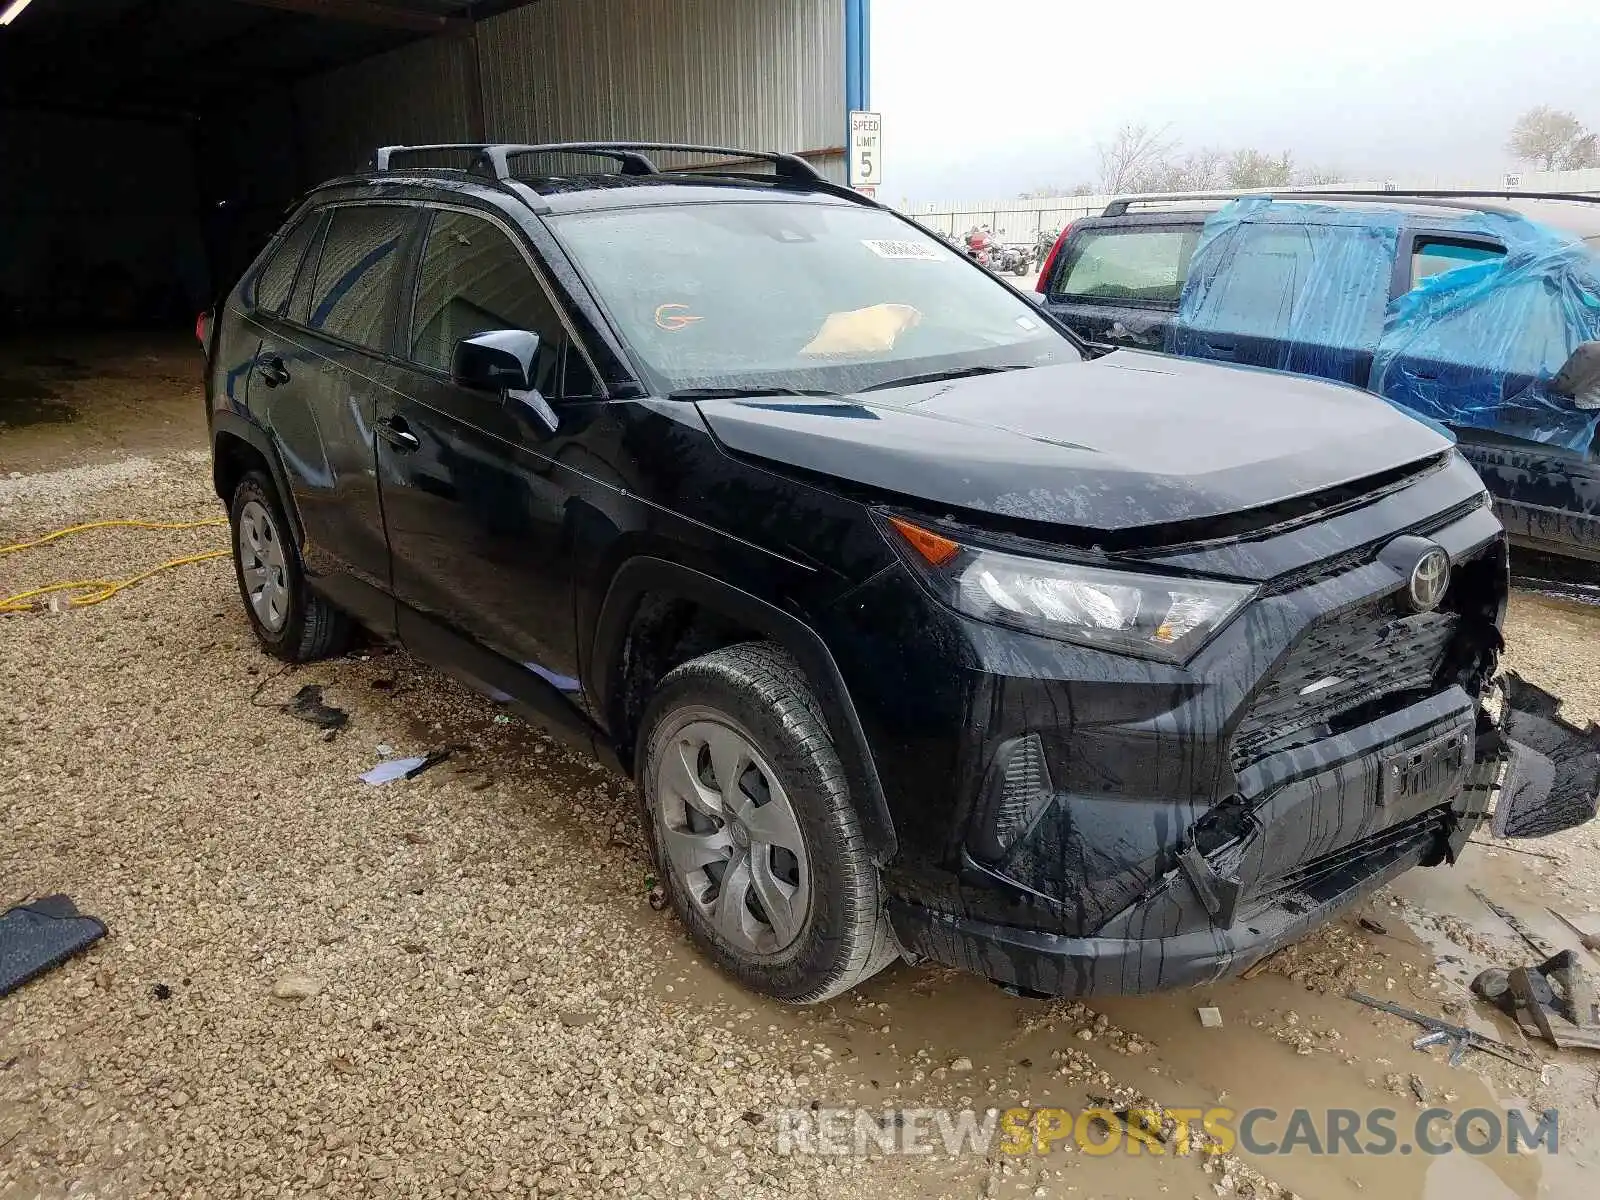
top-left (1507, 107), bottom-right (1600, 171)
top-left (1293, 165), bottom-right (1347, 186)
top-left (1225, 149), bottom-right (1295, 189)
top-left (1096, 123), bottom-right (1179, 192)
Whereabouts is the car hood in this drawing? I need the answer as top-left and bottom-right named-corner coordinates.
top-left (694, 352), bottom-right (1452, 534)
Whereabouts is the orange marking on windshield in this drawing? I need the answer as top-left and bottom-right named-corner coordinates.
top-left (655, 303), bottom-right (704, 332)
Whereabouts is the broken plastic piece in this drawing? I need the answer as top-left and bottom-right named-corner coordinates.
top-left (360, 745), bottom-right (465, 785)
top-left (361, 756), bottom-right (429, 785)
top-left (1197, 1006), bottom-right (1223, 1028)
top-left (283, 684), bottom-right (348, 732)
top-left (0, 895), bottom-right (107, 997)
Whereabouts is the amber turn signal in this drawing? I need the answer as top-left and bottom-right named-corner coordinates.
top-left (887, 516), bottom-right (960, 568)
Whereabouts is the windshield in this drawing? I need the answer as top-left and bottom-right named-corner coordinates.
top-left (550, 200), bottom-right (1082, 394)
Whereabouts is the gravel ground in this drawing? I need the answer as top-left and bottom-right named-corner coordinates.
top-left (0, 461), bottom-right (884, 1200)
top-left (6, 356), bottom-right (1600, 1199)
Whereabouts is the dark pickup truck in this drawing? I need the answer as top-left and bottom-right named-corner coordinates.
top-left (1036, 191), bottom-right (1600, 569)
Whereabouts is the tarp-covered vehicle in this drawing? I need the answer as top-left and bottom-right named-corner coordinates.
top-left (1036, 191), bottom-right (1600, 569)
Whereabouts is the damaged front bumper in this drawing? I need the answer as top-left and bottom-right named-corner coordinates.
top-left (891, 690), bottom-right (1495, 996)
top-left (1489, 671), bottom-right (1600, 839)
top-left (890, 678), bottom-right (1600, 998)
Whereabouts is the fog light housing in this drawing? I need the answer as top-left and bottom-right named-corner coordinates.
top-left (969, 733), bottom-right (1055, 862)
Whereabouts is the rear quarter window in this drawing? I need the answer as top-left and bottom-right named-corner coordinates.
top-left (1051, 226), bottom-right (1201, 304)
top-left (243, 213), bottom-right (318, 315)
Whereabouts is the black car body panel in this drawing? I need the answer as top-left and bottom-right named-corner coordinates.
top-left (1038, 200), bottom-right (1600, 566)
top-left (205, 153), bottom-right (1600, 999)
top-left (697, 354), bottom-right (1451, 534)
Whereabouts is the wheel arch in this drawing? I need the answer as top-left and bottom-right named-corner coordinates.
top-left (590, 557), bottom-right (898, 865)
top-left (211, 411), bottom-right (304, 546)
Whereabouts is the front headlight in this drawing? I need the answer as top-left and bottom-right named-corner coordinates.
top-left (887, 516), bottom-right (1255, 664)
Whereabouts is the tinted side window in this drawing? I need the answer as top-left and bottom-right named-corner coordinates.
top-left (409, 210), bottom-right (561, 392)
top-left (245, 213), bottom-right (317, 314)
top-left (1411, 238), bottom-right (1504, 285)
top-left (1053, 227), bottom-right (1200, 304)
top-left (306, 206), bottom-right (414, 351)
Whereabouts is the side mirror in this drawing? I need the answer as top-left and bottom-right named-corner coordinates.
top-left (452, 329), bottom-right (540, 392)
top-left (1551, 341), bottom-right (1600, 410)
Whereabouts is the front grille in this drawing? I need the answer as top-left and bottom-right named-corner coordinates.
top-left (1231, 598), bottom-right (1458, 770)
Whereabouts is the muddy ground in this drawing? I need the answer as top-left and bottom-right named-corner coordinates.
top-left (2, 338), bottom-right (1599, 1200)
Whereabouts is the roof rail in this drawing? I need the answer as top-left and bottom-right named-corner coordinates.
top-left (374, 141), bottom-right (826, 185)
top-left (1102, 188), bottom-right (1600, 218)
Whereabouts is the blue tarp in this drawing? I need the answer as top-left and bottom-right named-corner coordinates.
top-left (1170, 196), bottom-right (1600, 453)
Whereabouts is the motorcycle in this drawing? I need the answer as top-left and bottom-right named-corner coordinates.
top-left (987, 244), bottom-right (1030, 276)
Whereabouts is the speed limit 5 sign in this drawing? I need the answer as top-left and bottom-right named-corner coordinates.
top-left (848, 111), bottom-right (882, 189)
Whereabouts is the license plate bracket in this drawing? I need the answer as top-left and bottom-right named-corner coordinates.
top-left (1381, 728), bottom-right (1471, 808)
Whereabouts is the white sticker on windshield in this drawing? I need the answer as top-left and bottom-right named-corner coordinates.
top-left (861, 238), bottom-right (942, 261)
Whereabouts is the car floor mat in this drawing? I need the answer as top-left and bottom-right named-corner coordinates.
top-left (0, 895), bottom-right (108, 998)
top-left (1494, 671), bottom-right (1600, 839)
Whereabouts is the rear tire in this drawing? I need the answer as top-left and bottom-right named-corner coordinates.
top-left (228, 471), bottom-right (351, 663)
top-left (637, 642), bottom-right (897, 1003)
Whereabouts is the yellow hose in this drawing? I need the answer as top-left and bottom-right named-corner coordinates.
top-left (0, 518), bottom-right (229, 614)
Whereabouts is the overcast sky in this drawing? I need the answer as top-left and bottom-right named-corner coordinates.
top-left (870, 0), bottom-right (1600, 204)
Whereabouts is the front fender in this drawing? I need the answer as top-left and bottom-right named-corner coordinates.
top-left (589, 556), bottom-right (899, 864)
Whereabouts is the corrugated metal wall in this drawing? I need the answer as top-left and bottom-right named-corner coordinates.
top-left (291, 0), bottom-right (846, 183)
top-left (294, 34), bottom-right (479, 183)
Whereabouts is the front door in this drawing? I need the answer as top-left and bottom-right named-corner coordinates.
top-left (375, 205), bottom-right (598, 746)
top-left (1168, 220), bottom-right (1391, 389)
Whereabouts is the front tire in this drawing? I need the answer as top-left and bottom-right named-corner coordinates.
top-left (638, 642), bottom-right (896, 1003)
top-left (229, 471), bottom-right (351, 662)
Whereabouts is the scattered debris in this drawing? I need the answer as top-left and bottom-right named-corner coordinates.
top-left (1474, 952), bottom-right (1600, 1051)
top-left (1467, 839), bottom-right (1563, 863)
top-left (1547, 908), bottom-right (1600, 959)
top-left (1408, 1074), bottom-right (1428, 1102)
top-left (1359, 917), bottom-right (1389, 936)
top-left (646, 883), bottom-right (668, 911)
top-left (949, 1056), bottom-right (973, 1073)
top-left (0, 895), bottom-right (107, 997)
top-left (151, 983), bottom-right (172, 1001)
top-left (1198, 1006), bottom-right (1224, 1028)
top-left (359, 745), bottom-right (467, 786)
top-left (1345, 989), bottom-right (1539, 1071)
top-left (283, 684), bottom-right (347, 732)
top-left (1468, 886), bottom-right (1554, 958)
top-left (272, 972), bottom-right (325, 1000)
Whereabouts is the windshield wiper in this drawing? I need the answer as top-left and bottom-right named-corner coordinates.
top-left (667, 386), bottom-right (842, 400)
top-left (860, 364), bottom-right (1029, 392)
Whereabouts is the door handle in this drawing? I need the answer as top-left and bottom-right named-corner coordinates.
top-left (256, 356), bottom-right (291, 388)
top-left (376, 415), bottom-right (420, 452)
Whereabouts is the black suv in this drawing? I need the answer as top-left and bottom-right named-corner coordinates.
top-left (203, 144), bottom-right (1599, 1003)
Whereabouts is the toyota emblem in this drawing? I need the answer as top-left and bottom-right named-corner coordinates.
top-left (1407, 547), bottom-right (1451, 612)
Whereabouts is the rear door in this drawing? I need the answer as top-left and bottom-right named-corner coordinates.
top-left (377, 204), bottom-right (600, 746)
top-left (1037, 219), bottom-right (1201, 351)
top-left (251, 202), bottom-right (423, 633)
top-left (1376, 234), bottom-right (1600, 559)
